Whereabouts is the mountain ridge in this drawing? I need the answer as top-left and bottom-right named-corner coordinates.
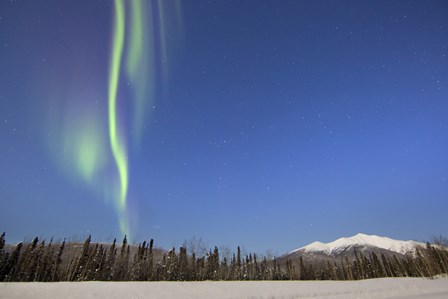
top-left (290, 233), bottom-right (426, 256)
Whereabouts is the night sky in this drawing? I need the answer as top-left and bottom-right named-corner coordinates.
top-left (1, 0), bottom-right (447, 255)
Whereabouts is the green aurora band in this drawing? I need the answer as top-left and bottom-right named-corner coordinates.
top-left (126, 0), bottom-right (154, 145)
top-left (108, 0), bottom-right (183, 237)
top-left (46, 0), bottom-right (183, 239)
top-left (109, 0), bottom-right (128, 235)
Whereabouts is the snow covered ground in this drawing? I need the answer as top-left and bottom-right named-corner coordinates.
top-left (1, 277), bottom-right (448, 299)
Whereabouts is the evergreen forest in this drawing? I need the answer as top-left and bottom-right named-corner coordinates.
top-left (0, 232), bottom-right (447, 282)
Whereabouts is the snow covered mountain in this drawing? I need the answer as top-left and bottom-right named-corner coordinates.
top-left (291, 233), bottom-right (426, 256)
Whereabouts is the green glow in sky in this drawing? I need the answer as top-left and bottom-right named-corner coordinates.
top-left (109, 0), bottom-right (129, 236)
top-left (59, 114), bottom-right (106, 186)
top-left (107, 0), bottom-right (182, 237)
top-left (71, 124), bottom-right (105, 183)
top-left (44, 0), bottom-right (182, 239)
top-left (126, 0), bottom-right (154, 145)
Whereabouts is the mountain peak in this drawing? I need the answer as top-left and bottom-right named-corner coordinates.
top-left (294, 233), bottom-right (425, 256)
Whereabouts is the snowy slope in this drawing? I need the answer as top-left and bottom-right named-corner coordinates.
top-left (1, 278), bottom-right (448, 299)
top-left (293, 233), bottom-right (426, 255)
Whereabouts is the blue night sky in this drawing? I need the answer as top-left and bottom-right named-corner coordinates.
top-left (1, 0), bottom-right (447, 255)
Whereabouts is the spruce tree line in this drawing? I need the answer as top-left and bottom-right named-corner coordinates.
top-left (0, 232), bottom-right (447, 282)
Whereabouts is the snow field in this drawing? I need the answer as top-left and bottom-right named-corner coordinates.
top-left (1, 277), bottom-right (448, 299)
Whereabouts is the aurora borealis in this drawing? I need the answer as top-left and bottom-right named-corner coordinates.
top-left (1, 1), bottom-right (447, 253)
top-left (84, 0), bottom-right (182, 237)
top-left (106, 0), bottom-right (181, 236)
top-left (108, 0), bottom-right (129, 236)
top-left (1, 0), bottom-right (182, 240)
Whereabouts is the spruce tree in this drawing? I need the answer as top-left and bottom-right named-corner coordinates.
top-left (252, 253), bottom-right (259, 280)
top-left (0, 233), bottom-right (7, 281)
top-left (2, 242), bottom-right (22, 281)
top-left (103, 238), bottom-right (116, 280)
top-left (16, 237), bottom-right (39, 281)
top-left (206, 247), bottom-right (219, 280)
top-left (236, 246), bottom-right (242, 280)
top-left (220, 257), bottom-right (229, 280)
top-left (35, 238), bottom-right (54, 281)
top-left (147, 239), bottom-right (154, 280)
top-left (73, 235), bottom-right (91, 281)
top-left (51, 239), bottom-right (65, 281)
top-left (94, 245), bottom-right (106, 281)
top-left (166, 247), bottom-right (178, 281)
top-left (26, 239), bottom-right (45, 281)
top-left (0, 232), bottom-right (5, 263)
top-left (178, 246), bottom-right (188, 280)
top-left (83, 243), bottom-right (99, 280)
top-left (115, 235), bottom-right (129, 280)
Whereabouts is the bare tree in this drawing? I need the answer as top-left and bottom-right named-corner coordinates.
top-left (431, 235), bottom-right (448, 248)
top-left (184, 237), bottom-right (208, 257)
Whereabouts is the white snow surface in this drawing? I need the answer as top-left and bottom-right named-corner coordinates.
top-left (1, 278), bottom-right (448, 299)
top-left (294, 233), bottom-right (426, 255)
